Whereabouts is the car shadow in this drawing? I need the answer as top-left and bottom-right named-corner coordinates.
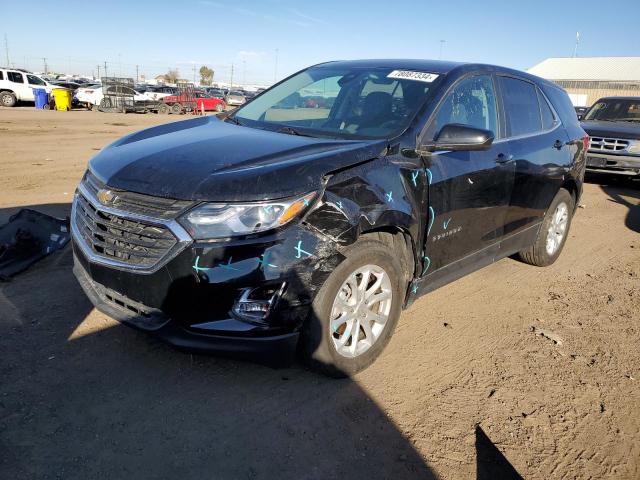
top-left (0, 202), bottom-right (439, 479)
top-left (585, 172), bottom-right (640, 233)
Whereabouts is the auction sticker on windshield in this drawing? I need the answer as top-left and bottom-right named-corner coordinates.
top-left (387, 70), bottom-right (439, 83)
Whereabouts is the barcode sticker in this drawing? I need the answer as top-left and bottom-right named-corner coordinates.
top-left (387, 70), bottom-right (439, 83)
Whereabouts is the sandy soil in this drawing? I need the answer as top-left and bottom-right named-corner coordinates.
top-left (1, 107), bottom-right (639, 479)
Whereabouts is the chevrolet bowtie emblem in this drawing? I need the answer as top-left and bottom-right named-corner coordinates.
top-left (97, 189), bottom-right (116, 205)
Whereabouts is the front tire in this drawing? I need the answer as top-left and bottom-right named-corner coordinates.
top-left (519, 188), bottom-right (574, 267)
top-left (1, 91), bottom-right (17, 107)
top-left (300, 239), bottom-right (403, 377)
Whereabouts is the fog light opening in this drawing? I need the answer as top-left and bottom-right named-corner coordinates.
top-left (232, 283), bottom-right (287, 323)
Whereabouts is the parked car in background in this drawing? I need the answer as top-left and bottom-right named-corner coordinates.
top-left (225, 90), bottom-right (246, 106)
top-left (0, 68), bottom-right (61, 106)
top-left (144, 85), bottom-right (177, 101)
top-left (75, 84), bottom-right (102, 109)
top-left (79, 85), bottom-right (149, 110)
top-left (574, 106), bottom-right (589, 118)
top-left (159, 91), bottom-right (227, 114)
top-left (203, 87), bottom-right (227, 99)
top-left (72, 59), bottom-right (586, 377)
top-left (581, 96), bottom-right (640, 176)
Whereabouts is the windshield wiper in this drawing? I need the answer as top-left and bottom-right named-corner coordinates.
top-left (277, 126), bottom-right (312, 137)
top-left (225, 115), bottom-right (243, 126)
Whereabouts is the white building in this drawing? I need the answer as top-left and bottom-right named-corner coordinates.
top-left (528, 57), bottom-right (640, 107)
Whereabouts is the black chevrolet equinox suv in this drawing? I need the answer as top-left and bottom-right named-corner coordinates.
top-left (72, 60), bottom-right (587, 377)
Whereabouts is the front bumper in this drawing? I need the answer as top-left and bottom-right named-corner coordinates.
top-left (585, 151), bottom-right (640, 175)
top-left (73, 252), bottom-right (300, 366)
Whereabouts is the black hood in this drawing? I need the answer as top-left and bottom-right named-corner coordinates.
top-left (89, 116), bottom-right (387, 202)
top-left (581, 120), bottom-right (640, 140)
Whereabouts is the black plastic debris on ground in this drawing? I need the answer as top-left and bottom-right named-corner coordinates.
top-left (0, 209), bottom-right (70, 281)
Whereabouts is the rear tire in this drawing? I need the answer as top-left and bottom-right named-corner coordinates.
top-left (215, 104), bottom-right (223, 113)
top-left (1, 91), bottom-right (17, 107)
top-left (170, 103), bottom-right (182, 114)
top-left (519, 188), bottom-right (574, 267)
top-left (300, 239), bottom-right (403, 377)
top-left (158, 103), bottom-right (170, 115)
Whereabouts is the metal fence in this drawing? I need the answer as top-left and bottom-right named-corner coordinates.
top-left (100, 77), bottom-right (136, 112)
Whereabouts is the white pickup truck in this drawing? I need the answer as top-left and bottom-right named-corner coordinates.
top-left (0, 68), bottom-right (60, 106)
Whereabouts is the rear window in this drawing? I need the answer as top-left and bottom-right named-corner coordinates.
top-left (499, 76), bottom-right (541, 136)
top-left (7, 72), bottom-right (24, 83)
top-left (541, 83), bottom-right (580, 128)
top-left (537, 88), bottom-right (556, 130)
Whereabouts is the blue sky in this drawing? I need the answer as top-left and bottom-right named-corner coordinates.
top-left (3, 0), bottom-right (639, 85)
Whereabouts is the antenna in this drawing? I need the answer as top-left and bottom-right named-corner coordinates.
top-left (573, 32), bottom-right (580, 58)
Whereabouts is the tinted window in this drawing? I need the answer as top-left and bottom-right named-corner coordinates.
top-left (7, 72), bottom-right (24, 83)
top-left (0, 71), bottom-right (3, 80)
top-left (430, 74), bottom-right (498, 138)
top-left (27, 75), bottom-right (46, 86)
top-left (499, 76), bottom-right (541, 136)
top-left (537, 88), bottom-right (556, 130)
top-left (540, 84), bottom-right (580, 129)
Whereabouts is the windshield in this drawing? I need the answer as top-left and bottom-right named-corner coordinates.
top-left (233, 66), bottom-right (439, 139)
top-left (584, 99), bottom-right (640, 122)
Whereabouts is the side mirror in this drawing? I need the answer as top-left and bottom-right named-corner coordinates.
top-left (420, 124), bottom-right (494, 153)
top-left (577, 114), bottom-right (583, 120)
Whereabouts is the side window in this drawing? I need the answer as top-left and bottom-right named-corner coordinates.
top-left (430, 75), bottom-right (498, 138)
top-left (0, 71), bottom-right (4, 80)
top-left (499, 76), bottom-right (542, 137)
top-left (7, 72), bottom-right (24, 83)
top-left (537, 88), bottom-right (556, 130)
top-left (27, 75), bottom-right (46, 86)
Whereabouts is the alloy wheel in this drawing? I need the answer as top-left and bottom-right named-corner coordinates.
top-left (546, 201), bottom-right (569, 255)
top-left (330, 264), bottom-right (393, 358)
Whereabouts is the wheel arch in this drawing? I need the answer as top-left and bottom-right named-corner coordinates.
top-left (358, 226), bottom-right (416, 297)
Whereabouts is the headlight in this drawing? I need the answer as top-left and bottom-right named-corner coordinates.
top-left (627, 140), bottom-right (640, 155)
top-left (179, 192), bottom-right (316, 240)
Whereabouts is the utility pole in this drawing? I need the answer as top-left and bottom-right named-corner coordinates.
top-left (104, 61), bottom-right (108, 79)
top-left (96, 64), bottom-right (101, 80)
top-left (136, 64), bottom-right (139, 83)
top-left (230, 63), bottom-right (234, 89)
top-left (438, 40), bottom-right (446, 60)
top-left (274, 48), bottom-right (279, 83)
top-left (42, 57), bottom-right (48, 75)
top-left (4, 34), bottom-right (9, 67)
top-left (573, 32), bottom-right (580, 58)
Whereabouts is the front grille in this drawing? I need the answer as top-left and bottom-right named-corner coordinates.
top-left (588, 136), bottom-right (630, 153)
top-left (84, 171), bottom-right (191, 219)
top-left (74, 192), bottom-right (178, 268)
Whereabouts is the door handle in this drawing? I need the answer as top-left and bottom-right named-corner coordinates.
top-left (553, 140), bottom-right (564, 150)
top-left (495, 153), bottom-right (513, 164)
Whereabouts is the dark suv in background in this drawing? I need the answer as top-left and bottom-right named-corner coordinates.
top-left (580, 96), bottom-right (640, 176)
top-left (71, 59), bottom-right (587, 377)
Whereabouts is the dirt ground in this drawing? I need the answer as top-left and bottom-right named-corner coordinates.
top-left (1, 107), bottom-right (638, 479)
